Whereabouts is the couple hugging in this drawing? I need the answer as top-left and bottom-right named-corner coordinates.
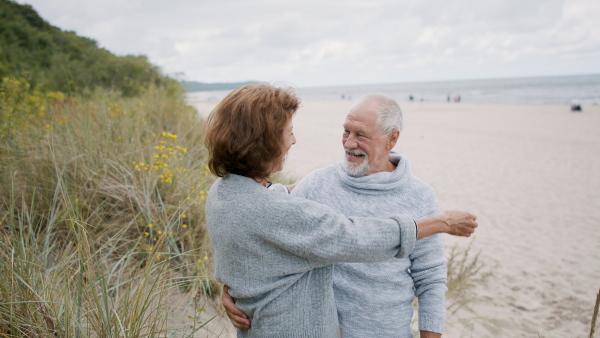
top-left (205, 84), bottom-right (478, 337)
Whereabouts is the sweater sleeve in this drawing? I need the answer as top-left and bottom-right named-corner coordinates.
top-left (409, 192), bottom-right (448, 334)
top-left (268, 197), bottom-right (417, 267)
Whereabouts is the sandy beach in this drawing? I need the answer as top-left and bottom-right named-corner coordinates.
top-left (188, 98), bottom-right (600, 337)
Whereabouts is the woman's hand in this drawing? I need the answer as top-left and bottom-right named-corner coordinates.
top-left (435, 210), bottom-right (478, 237)
top-left (416, 210), bottom-right (478, 239)
top-left (222, 285), bottom-right (251, 329)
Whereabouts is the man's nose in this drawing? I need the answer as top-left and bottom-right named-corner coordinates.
top-left (343, 135), bottom-right (358, 149)
top-left (292, 134), bottom-right (296, 145)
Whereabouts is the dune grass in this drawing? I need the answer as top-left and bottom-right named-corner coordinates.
top-left (446, 240), bottom-right (491, 317)
top-left (0, 81), bottom-right (218, 336)
top-left (411, 239), bottom-right (491, 337)
top-left (591, 289), bottom-right (600, 338)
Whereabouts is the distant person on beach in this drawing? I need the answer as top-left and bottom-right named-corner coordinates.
top-left (222, 92), bottom-right (455, 337)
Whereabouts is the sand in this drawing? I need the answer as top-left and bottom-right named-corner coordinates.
top-left (188, 98), bottom-right (600, 337)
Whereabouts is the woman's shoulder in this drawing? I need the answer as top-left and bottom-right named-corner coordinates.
top-left (210, 174), bottom-right (325, 218)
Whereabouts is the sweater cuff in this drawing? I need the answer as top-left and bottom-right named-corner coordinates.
top-left (268, 183), bottom-right (290, 194)
top-left (414, 220), bottom-right (418, 239)
top-left (392, 215), bottom-right (417, 258)
top-left (418, 314), bottom-right (445, 334)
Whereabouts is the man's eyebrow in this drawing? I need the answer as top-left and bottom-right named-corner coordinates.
top-left (342, 125), bottom-right (368, 134)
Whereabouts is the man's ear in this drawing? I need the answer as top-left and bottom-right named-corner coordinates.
top-left (387, 129), bottom-right (400, 150)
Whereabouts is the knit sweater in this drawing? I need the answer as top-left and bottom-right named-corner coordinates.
top-left (292, 153), bottom-right (447, 337)
top-left (206, 173), bottom-right (418, 337)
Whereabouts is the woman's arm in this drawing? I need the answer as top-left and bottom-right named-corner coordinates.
top-left (222, 210), bottom-right (477, 329)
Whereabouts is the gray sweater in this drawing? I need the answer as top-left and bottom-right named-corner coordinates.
top-left (206, 173), bottom-right (417, 337)
top-left (292, 153), bottom-right (447, 337)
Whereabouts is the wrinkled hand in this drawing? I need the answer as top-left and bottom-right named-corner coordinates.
top-left (222, 285), bottom-right (251, 329)
top-left (435, 210), bottom-right (478, 237)
top-left (420, 330), bottom-right (442, 338)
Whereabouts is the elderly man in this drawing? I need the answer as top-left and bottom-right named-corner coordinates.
top-left (225, 94), bottom-right (451, 337)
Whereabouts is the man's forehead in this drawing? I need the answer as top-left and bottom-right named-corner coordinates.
top-left (344, 111), bottom-right (377, 129)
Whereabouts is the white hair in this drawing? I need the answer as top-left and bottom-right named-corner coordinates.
top-left (355, 93), bottom-right (403, 135)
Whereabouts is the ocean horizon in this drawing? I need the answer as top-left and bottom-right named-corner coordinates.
top-left (186, 73), bottom-right (600, 106)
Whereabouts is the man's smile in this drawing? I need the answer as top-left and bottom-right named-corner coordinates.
top-left (345, 149), bottom-right (367, 162)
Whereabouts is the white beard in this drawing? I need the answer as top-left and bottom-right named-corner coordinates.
top-left (343, 149), bottom-right (370, 176)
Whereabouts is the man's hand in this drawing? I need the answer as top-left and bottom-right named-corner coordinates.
top-left (416, 210), bottom-right (478, 239)
top-left (420, 331), bottom-right (442, 338)
top-left (222, 285), bottom-right (251, 329)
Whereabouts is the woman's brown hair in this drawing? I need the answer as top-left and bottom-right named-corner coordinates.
top-left (204, 83), bottom-right (299, 179)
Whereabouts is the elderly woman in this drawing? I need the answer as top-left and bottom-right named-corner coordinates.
top-left (204, 83), bottom-right (476, 337)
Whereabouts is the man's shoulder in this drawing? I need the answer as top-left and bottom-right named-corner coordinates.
top-left (300, 163), bottom-right (341, 185)
top-left (292, 163), bottom-right (342, 198)
top-left (406, 172), bottom-right (435, 193)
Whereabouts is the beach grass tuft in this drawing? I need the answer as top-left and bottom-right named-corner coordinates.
top-left (0, 80), bottom-right (218, 336)
top-left (591, 288), bottom-right (600, 338)
top-left (441, 239), bottom-right (492, 336)
top-left (410, 240), bottom-right (490, 337)
top-left (446, 239), bottom-right (491, 316)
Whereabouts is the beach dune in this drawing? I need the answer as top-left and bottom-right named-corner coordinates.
top-left (188, 98), bottom-right (600, 337)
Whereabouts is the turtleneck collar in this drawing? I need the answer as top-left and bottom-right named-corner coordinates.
top-left (335, 152), bottom-right (411, 195)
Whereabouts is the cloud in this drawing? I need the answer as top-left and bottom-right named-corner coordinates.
top-left (16, 0), bottom-right (600, 86)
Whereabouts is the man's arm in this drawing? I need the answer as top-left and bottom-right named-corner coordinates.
top-left (412, 194), bottom-right (448, 336)
top-left (411, 232), bottom-right (447, 335)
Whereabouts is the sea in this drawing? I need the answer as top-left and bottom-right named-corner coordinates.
top-left (185, 74), bottom-right (600, 106)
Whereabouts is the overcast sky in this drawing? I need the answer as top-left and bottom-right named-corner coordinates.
top-left (17, 0), bottom-right (600, 87)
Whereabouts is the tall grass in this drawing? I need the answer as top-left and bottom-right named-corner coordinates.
top-left (411, 239), bottom-right (491, 337)
top-left (446, 240), bottom-right (491, 317)
top-left (591, 289), bottom-right (600, 338)
top-left (0, 84), bottom-right (218, 336)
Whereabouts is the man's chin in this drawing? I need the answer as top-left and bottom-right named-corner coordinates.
top-left (343, 160), bottom-right (369, 176)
